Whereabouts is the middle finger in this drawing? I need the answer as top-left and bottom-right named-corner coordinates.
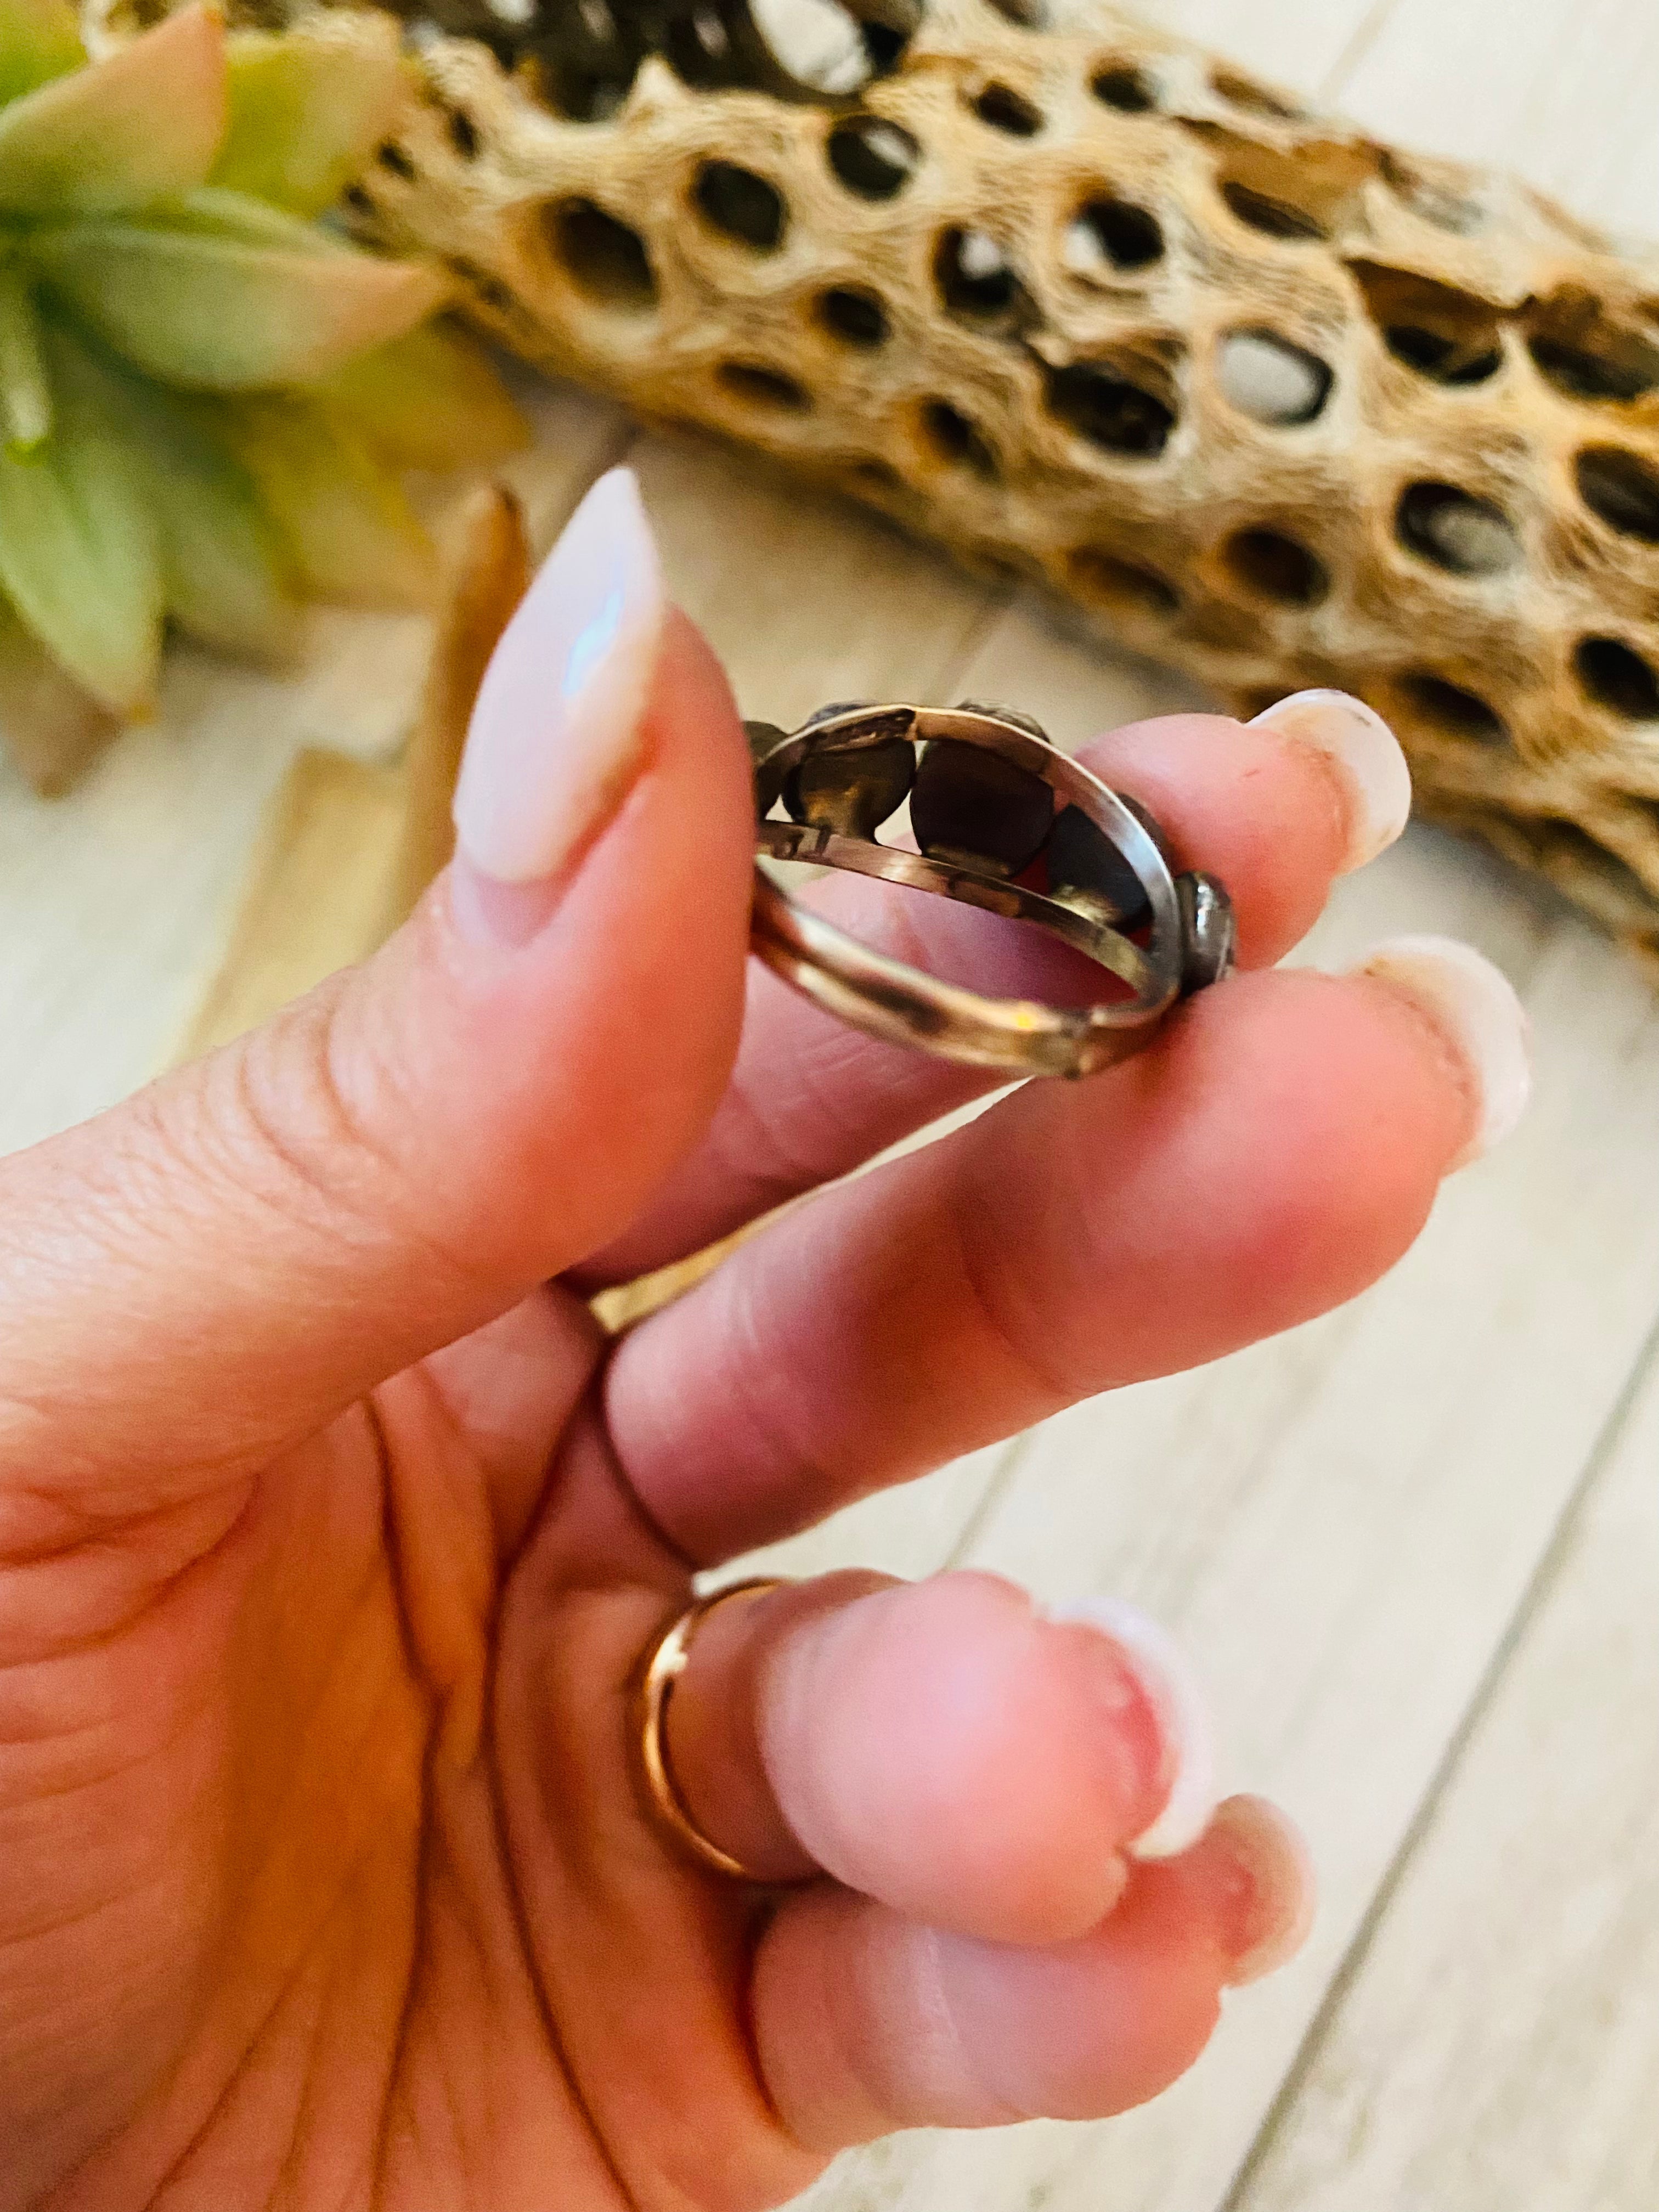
top-left (571, 693), bottom-right (1411, 1290)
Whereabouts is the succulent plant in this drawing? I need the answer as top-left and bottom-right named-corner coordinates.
top-left (0, 0), bottom-right (528, 789)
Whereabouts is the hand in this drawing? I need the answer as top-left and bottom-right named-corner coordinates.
top-left (0, 471), bottom-right (1529, 2212)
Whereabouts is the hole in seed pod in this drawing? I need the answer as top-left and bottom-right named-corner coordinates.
top-left (693, 161), bottom-right (788, 250)
top-left (376, 142), bottom-right (416, 180)
top-left (719, 362), bottom-right (811, 411)
top-left (934, 227), bottom-right (1031, 323)
top-left (1397, 673), bottom-right (1508, 744)
top-left (848, 456), bottom-right (905, 492)
top-left (1385, 326), bottom-right (1503, 384)
top-left (1222, 527), bottom-right (1329, 607)
top-left (1062, 197), bottom-right (1164, 276)
top-left (912, 739), bottom-right (1054, 874)
top-left (747, 0), bottom-right (876, 96)
top-left (817, 286), bottom-right (890, 346)
top-left (1212, 137), bottom-right (1369, 243)
top-left (1222, 179), bottom-right (1326, 241)
top-left (1217, 329), bottom-right (1333, 425)
top-left (1525, 291), bottom-right (1659, 403)
top-left (1043, 360), bottom-right (1176, 458)
top-left (1348, 262), bottom-right (1505, 386)
top-left (1396, 483), bottom-right (1520, 577)
top-left (1531, 334), bottom-right (1659, 402)
top-left (1068, 547), bottom-right (1181, 614)
top-left (1577, 447), bottom-right (1659, 541)
top-left (1091, 61), bottom-right (1157, 111)
top-left (1576, 637), bottom-right (1659, 720)
top-left (548, 199), bottom-right (658, 307)
top-left (921, 398), bottom-right (999, 477)
top-left (1210, 66), bottom-right (1306, 121)
top-left (342, 184), bottom-right (375, 217)
top-left (986, 0), bottom-right (1048, 25)
top-left (970, 82), bottom-right (1042, 134)
top-left (827, 115), bottom-right (921, 199)
top-left (448, 107), bottom-right (480, 160)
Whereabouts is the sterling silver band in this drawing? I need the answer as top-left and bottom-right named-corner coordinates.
top-left (748, 701), bottom-right (1235, 1080)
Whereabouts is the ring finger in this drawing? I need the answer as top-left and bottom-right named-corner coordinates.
top-left (655, 1571), bottom-right (1218, 1942)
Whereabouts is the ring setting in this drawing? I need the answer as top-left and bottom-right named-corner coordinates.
top-left (747, 702), bottom-right (1236, 1080)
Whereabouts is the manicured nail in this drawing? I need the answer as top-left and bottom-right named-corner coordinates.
top-left (1048, 1596), bottom-right (1218, 1861)
top-left (1206, 1794), bottom-right (1316, 1987)
top-left (1251, 690), bottom-right (1413, 872)
top-left (451, 467), bottom-right (665, 923)
top-left (1351, 933), bottom-right (1532, 1170)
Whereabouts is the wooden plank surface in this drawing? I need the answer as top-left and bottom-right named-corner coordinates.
top-left (2, 3), bottom-right (1658, 2210)
top-left (1232, 1323), bottom-right (1659, 2212)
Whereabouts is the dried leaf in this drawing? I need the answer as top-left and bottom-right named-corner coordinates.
top-left (0, 595), bottom-right (118, 793)
top-left (0, 4), bottom-right (225, 217)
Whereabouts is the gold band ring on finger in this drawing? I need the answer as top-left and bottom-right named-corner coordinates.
top-left (746, 701), bottom-right (1238, 1081)
top-left (636, 1577), bottom-right (807, 1884)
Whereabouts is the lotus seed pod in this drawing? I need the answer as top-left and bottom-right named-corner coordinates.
top-left (96, 0), bottom-right (1659, 969)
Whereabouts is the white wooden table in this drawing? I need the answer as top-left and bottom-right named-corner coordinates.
top-left (5, 3), bottom-right (1659, 2204)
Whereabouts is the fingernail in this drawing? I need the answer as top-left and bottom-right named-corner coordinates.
top-left (1351, 933), bottom-right (1532, 1170)
top-left (451, 467), bottom-right (665, 932)
top-left (1207, 1794), bottom-right (1316, 1987)
top-left (1047, 1596), bottom-right (1218, 1861)
top-left (1250, 690), bottom-right (1413, 873)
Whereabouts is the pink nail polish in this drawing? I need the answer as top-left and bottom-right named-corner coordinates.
top-left (1047, 1596), bottom-right (1219, 1861)
top-left (1207, 1793), bottom-right (1317, 1987)
top-left (450, 467), bottom-right (665, 941)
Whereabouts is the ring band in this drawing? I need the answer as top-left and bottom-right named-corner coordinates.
top-left (636, 1577), bottom-right (794, 1883)
top-left (748, 701), bottom-right (1235, 1080)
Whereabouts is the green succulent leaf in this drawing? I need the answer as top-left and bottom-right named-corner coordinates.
top-left (147, 184), bottom-right (338, 251)
top-left (0, 3), bottom-right (226, 218)
top-left (223, 396), bottom-right (438, 611)
top-left (0, 266), bottom-right (51, 452)
top-left (88, 362), bottom-right (304, 661)
top-left (32, 220), bottom-right (450, 390)
top-left (318, 321), bottom-right (531, 472)
top-left (0, 328), bottom-right (163, 713)
top-left (215, 21), bottom-right (408, 219)
top-left (0, 0), bottom-right (85, 109)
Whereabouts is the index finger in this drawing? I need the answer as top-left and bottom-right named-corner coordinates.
top-left (574, 692), bottom-right (1411, 1291)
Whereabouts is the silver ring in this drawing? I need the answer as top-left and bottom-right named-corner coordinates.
top-left (748, 701), bottom-right (1235, 1080)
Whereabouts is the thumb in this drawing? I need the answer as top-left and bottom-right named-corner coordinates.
top-left (0, 469), bottom-right (754, 1525)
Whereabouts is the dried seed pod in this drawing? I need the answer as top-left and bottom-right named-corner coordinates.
top-left (101, 0), bottom-right (1659, 972)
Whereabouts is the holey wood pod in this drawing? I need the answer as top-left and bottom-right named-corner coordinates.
top-left (98, 0), bottom-right (1659, 968)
